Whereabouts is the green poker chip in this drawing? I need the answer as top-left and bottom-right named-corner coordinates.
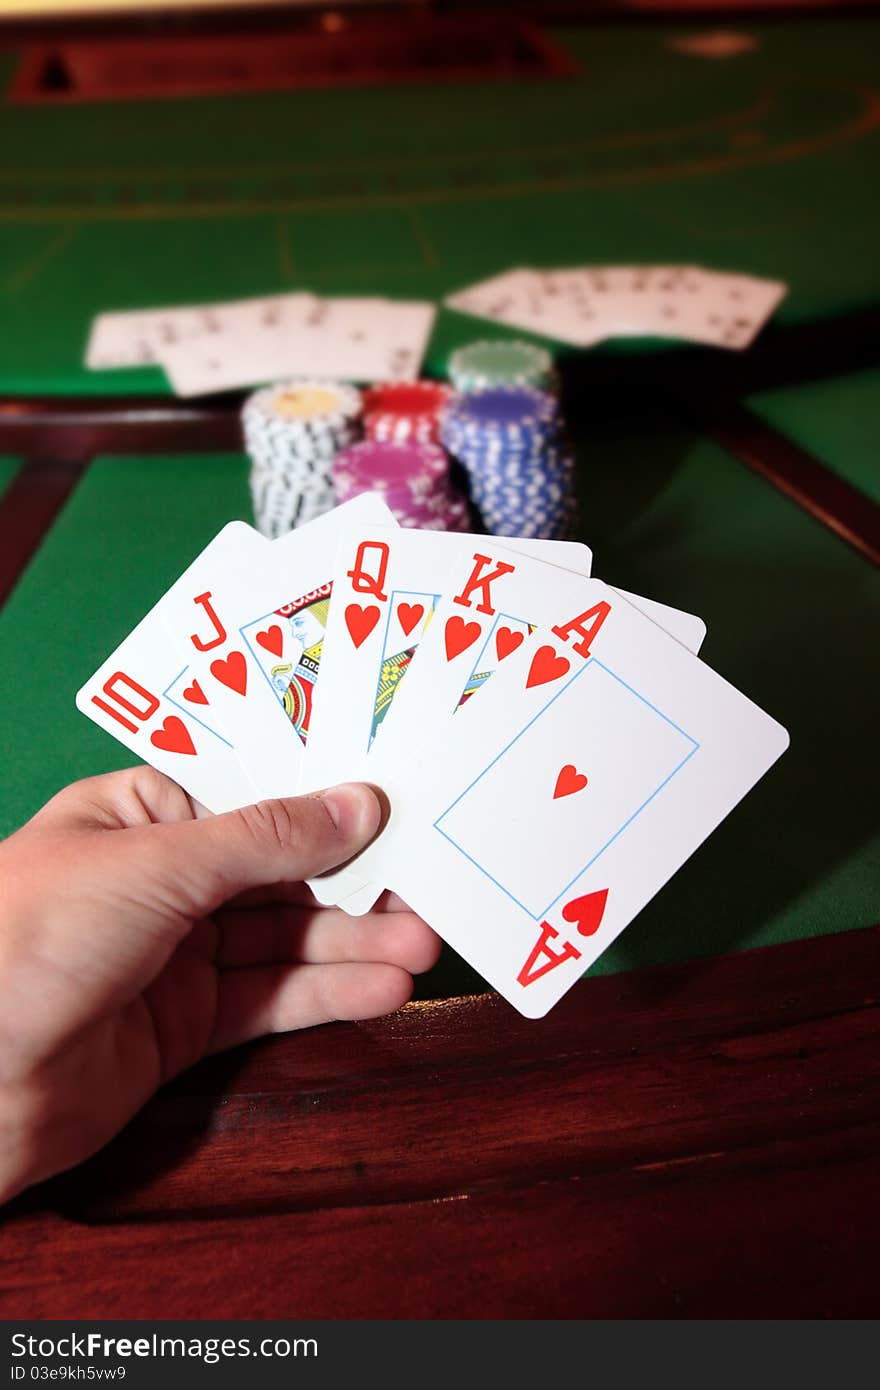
top-left (448, 339), bottom-right (556, 394)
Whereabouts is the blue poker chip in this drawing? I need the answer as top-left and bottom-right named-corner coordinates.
top-left (473, 459), bottom-right (574, 483)
top-left (476, 505), bottom-right (569, 523)
top-left (445, 439), bottom-right (570, 469)
top-left (472, 478), bottom-right (569, 500)
top-left (478, 489), bottom-right (570, 509)
top-left (441, 429), bottom-right (559, 460)
top-left (442, 381), bottom-right (575, 541)
top-left (465, 448), bottom-right (574, 470)
top-left (474, 480), bottom-right (568, 501)
top-left (442, 385), bottom-right (558, 433)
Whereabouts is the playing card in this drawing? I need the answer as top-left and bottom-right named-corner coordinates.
top-left (85, 293), bottom-right (318, 371)
top-left (291, 298), bottom-right (437, 382)
top-left (445, 268), bottom-right (539, 327)
top-left (155, 293), bottom-right (324, 396)
top-left (446, 268), bottom-right (608, 347)
top-left (300, 527), bottom-right (594, 906)
top-left (378, 570), bottom-right (788, 1016)
top-left (75, 530), bottom-right (265, 812)
top-left (637, 268), bottom-right (787, 348)
top-left (614, 588), bottom-right (706, 653)
top-left (157, 295), bottom-right (436, 396)
top-left (578, 265), bottom-right (699, 338)
top-left (444, 264), bottom-right (786, 350)
top-left (160, 494), bottom-right (397, 800)
top-left (335, 551), bottom-right (707, 915)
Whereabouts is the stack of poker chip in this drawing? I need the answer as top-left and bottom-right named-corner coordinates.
top-left (448, 339), bottom-right (557, 395)
top-left (440, 385), bottom-right (576, 540)
top-left (242, 380), bottom-right (362, 537)
top-left (332, 439), bottom-right (471, 532)
top-left (362, 380), bottom-right (454, 445)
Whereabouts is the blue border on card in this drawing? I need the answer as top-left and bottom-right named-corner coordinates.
top-left (433, 656), bottom-right (700, 921)
top-left (164, 667), bottom-right (234, 749)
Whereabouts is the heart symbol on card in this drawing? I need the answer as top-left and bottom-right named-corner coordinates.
top-left (526, 645), bottom-right (570, 689)
top-left (397, 602), bottom-right (424, 638)
top-left (210, 650), bottom-right (247, 697)
top-left (495, 626), bottom-right (524, 662)
top-left (444, 615), bottom-right (481, 662)
top-left (256, 624), bottom-right (283, 658)
top-left (561, 888), bottom-right (609, 938)
top-left (150, 716), bottom-right (196, 757)
top-left (345, 603), bottom-right (381, 649)
top-left (182, 679), bottom-right (208, 706)
top-left (553, 764), bottom-right (588, 800)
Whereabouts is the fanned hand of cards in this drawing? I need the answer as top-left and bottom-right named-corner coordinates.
top-left (445, 265), bottom-right (787, 350)
top-left (86, 293), bottom-right (437, 396)
top-left (77, 495), bottom-right (788, 1018)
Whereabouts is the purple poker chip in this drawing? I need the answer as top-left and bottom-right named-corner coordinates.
top-left (332, 439), bottom-right (449, 486)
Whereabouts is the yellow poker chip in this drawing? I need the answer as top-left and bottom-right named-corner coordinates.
top-left (272, 386), bottom-right (342, 420)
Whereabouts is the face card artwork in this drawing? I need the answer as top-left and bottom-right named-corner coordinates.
top-left (381, 575), bottom-right (788, 1018)
top-left (240, 583), bottom-right (333, 746)
top-left (300, 530), bottom-right (455, 808)
top-left (159, 497), bottom-right (396, 801)
top-left (371, 590), bottom-right (438, 742)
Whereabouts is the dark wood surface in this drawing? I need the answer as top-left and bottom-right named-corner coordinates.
top-left (1, 926), bottom-right (877, 1318)
top-left (0, 457), bottom-right (86, 606)
top-left (705, 405), bottom-right (880, 565)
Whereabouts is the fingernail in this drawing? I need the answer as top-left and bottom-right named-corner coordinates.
top-left (318, 783), bottom-right (381, 843)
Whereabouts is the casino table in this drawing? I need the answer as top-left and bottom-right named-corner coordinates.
top-left (0, 5), bottom-right (878, 1320)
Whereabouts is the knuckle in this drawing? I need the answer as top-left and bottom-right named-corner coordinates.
top-left (238, 798), bottom-right (300, 854)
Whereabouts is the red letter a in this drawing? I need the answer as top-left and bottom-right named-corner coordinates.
top-left (516, 922), bottom-right (582, 988)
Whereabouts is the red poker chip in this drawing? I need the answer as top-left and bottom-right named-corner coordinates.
top-left (363, 381), bottom-right (455, 445)
top-left (367, 416), bottom-right (441, 445)
top-left (362, 380), bottom-right (454, 418)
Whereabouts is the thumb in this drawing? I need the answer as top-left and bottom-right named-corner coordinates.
top-left (142, 784), bottom-right (381, 918)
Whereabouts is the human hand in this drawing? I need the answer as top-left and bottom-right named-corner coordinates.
top-left (0, 768), bottom-right (439, 1203)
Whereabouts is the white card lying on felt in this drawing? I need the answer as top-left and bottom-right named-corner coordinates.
top-left (444, 264), bottom-right (787, 349)
top-left (377, 570), bottom-right (788, 1016)
top-left (159, 495), bottom-right (397, 800)
top-left (446, 267), bottom-right (606, 347)
top-left (320, 537), bottom-right (705, 915)
top-left (637, 269), bottom-right (787, 349)
top-left (157, 296), bottom-right (437, 396)
top-left (156, 293), bottom-right (327, 396)
top-left (300, 526), bottom-right (595, 906)
top-left (85, 293), bottom-right (319, 370)
top-left (75, 537), bottom-right (264, 813)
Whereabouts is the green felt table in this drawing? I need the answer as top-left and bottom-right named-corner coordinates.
top-left (2, 16), bottom-right (880, 394)
top-left (750, 365), bottom-right (880, 506)
top-left (1, 431), bottom-right (875, 999)
top-left (0, 457), bottom-right (19, 494)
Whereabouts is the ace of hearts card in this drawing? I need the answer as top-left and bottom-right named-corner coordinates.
top-left (372, 567), bottom-right (788, 1017)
